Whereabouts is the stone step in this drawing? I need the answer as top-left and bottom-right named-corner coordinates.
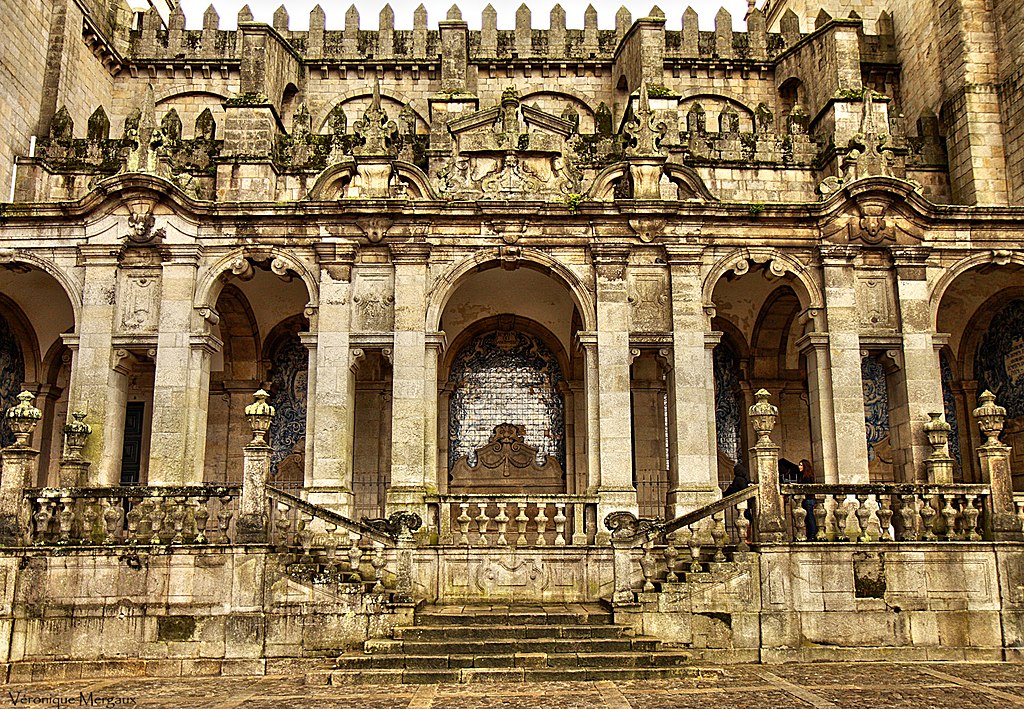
top-left (395, 623), bottom-right (634, 641)
top-left (335, 650), bottom-right (691, 671)
top-left (322, 665), bottom-right (703, 685)
top-left (397, 637), bottom-right (659, 656)
top-left (415, 610), bottom-right (612, 627)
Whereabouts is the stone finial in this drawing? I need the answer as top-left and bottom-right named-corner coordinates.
top-left (309, 4), bottom-right (326, 30)
top-left (550, 4), bottom-right (566, 56)
top-left (345, 4), bottom-right (359, 31)
top-left (584, 5), bottom-right (598, 50)
top-left (682, 7), bottom-right (698, 55)
top-left (273, 5), bottom-right (289, 31)
top-left (63, 412), bottom-right (91, 460)
top-left (516, 4), bottom-right (531, 55)
top-left (6, 391), bottom-right (42, 448)
top-left (413, 4), bottom-right (428, 56)
top-left (353, 78), bottom-right (397, 157)
top-left (815, 8), bottom-right (832, 29)
top-left (202, 4), bottom-right (219, 54)
top-left (877, 10), bottom-right (894, 36)
top-left (780, 9), bottom-right (800, 46)
top-left (87, 107), bottom-right (110, 141)
top-left (237, 4), bottom-right (253, 23)
top-left (244, 389), bottom-right (275, 446)
top-left (51, 107), bottom-right (73, 142)
top-left (380, 3), bottom-right (395, 29)
top-left (924, 412), bottom-right (952, 454)
top-left (447, 4), bottom-right (462, 20)
top-left (344, 4), bottom-right (359, 55)
top-left (715, 7), bottom-right (733, 58)
top-left (195, 108), bottom-right (216, 141)
top-left (973, 390), bottom-right (1006, 446)
top-left (379, 4), bottom-right (395, 57)
top-left (747, 7), bottom-right (767, 60)
top-left (615, 6), bottom-right (632, 41)
top-left (749, 389), bottom-right (778, 446)
top-left (482, 4), bottom-right (497, 55)
top-left (414, 3), bottom-right (427, 28)
top-left (625, 82), bottom-right (667, 158)
top-left (649, 6), bottom-right (665, 19)
top-left (203, 4), bottom-right (219, 29)
top-left (161, 108), bottom-right (182, 143)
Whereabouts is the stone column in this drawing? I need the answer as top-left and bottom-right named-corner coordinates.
top-left (664, 245), bottom-right (719, 515)
top-left (72, 251), bottom-right (127, 486)
top-left (820, 245), bottom-right (870, 483)
top-left (386, 242), bottom-right (432, 518)
top-left (798, 329), bottom-right (840, 483)
top-left (749, 389), bottom-right (785, 543)
top-left (307, 246), bottom-right (357, 512)
top-left (591, 244), bottom-right (637, 521)
top-left (972, 391), bottom-right (1023, 540)
top-left (0, 392), bottom-right (41, 543)
top-left (149, 247), bottom-right (219, 485)
top-left (893, 247), bottom-right (947, 482)
top-left (237, 390), bottom-right (274, 543)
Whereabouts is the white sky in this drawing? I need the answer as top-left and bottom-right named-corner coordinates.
top-left (176, 0), bottom-right (756, 30)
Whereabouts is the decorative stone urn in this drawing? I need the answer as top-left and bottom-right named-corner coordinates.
top-left (5, 391), bottom-right (41, 448)
top-left (244, 389), bottom-right (275, 445)
top-left (63, 411), bottom-right (92, 459)
top-left (973, 390), bottom-right (1006, 445)
top-left (749, 389), bottom-right (778, 446)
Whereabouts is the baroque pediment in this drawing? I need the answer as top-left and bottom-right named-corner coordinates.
top-left (449, 423), bottom-right (564, 494)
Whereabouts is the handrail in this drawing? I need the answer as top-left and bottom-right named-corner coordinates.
top-left (25, 484), bottom-right (242, 497)
top-left (661, 486), bottom-right (758, 537)
top-left (781, 483), bottom-right (991, 495)
top-left (266, 486), bottom-right (395, 546)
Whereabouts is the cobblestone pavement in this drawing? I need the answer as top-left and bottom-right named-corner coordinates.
top-left (5, 663), bottom-right (1024, 708)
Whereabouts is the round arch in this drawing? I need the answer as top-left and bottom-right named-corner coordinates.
top-left (195, 248), bottom-right (319, 313)
top-left (703, 248), bottom-right (823, 325)
top-left (0, 254), bottom-right (82, 327)
top-left (930, 252), bottom-right (1024, 332)
top-left (0, 293), bottom-right (41, 385)
top-left (426, 248), bottom-right (597, 333)
top-left (315, 89), bottom-right (428, 134)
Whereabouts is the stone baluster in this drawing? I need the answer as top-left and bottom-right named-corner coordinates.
top-left (323, 524), bottom-right (339, 572)
top-left (664, 532), bottom-right (679, 582)
top-left (456, 503), bottom-right (471, 546)
top-left (832, 497), bottom-right (850, 542)
top-left (194, 495), bottom-right (210, 543)
top-left (296, 511), bottom-right (315, 562)
top-left (475, 504), bottom-right (490, 547)
top-left (348, 538), bottom-right (364, 582)
top-left (877, 495), bottom-right (894, 541)
top-left (273, 502), bottom-right (291, 548)
top-left (687, 525), bottom-right (702, 573)
top-left (812, 500), bottom-right (827, 541)
top-left (392, 512), bottom-right (420, 603)
top-left (32, 497), bottom-right (52, 543)
top-left (571, 500), bottom-right (587, 546)
top-left (940, 495), bottom-right (958, 540)
top-left (59, 411), bottom-right (92, 487)
top-left (855, 494), bottom-right (872, 542)
top-left (920, 497), bottom-right (937, 540)
top-left (553, 503), bottom-right (567, 546)
top-left (973, 391), bottom-right (1023, 540)
top-left (736, 500), bottom-right (751, 553)
top-left (749, 390), bottom-right (785, 543)
top-left (370, 546), bottom-right (387, 593)
top-left (126, 498), bottom-right (145, 544)
top-left (1016, 499), bottom-right (1024, 530)
top-left (218, 493), bottom-right (234, 543)
top-left (711, 512), bottom-right (726, 562)
top-left (57, 496), bottom-right (74, 543)
top-left (898, 494), bottom-right (918, 540)
top-left (495, 504), bottom-right (509, 546)
top-left (102, 497), bottom-right (122, 544)
top-left (239, 390), bottom-right (274, 543)
top-left (963, 494), bottom-right (982, 541)
top-left (639, 541), bottom-right (657, 592)
top-left (169, 496), bottom-right (187, 543)
top-left (535, 504), bottom-right (549, 547)
top-left (0, 391), bottom-right (42, 544)
top-left (514, 502), bottom-right (528, 546)
top-left (81, 497), bottom-right (98, 544)
top-left (148, 496), bottom-right (166, 544)
top-left (792, 494), bottom-right (808, 541)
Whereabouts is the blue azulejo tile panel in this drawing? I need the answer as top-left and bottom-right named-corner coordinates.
top-left (713, 342), bottom-right (741, 464)
top-left (940, 351), bottom-right (962, 470)
top-left (0, 312), bottom-right (25, 448)
top-left (862, 355), bottom-right (890, 462)
top-left (448, 329), bottom-right (565, 471)
top-left (975, 298), bottom-right (1024, 420)
top-left (268, 333), bottom-right (308, 472)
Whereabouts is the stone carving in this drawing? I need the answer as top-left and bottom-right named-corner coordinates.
top-left (352, 78), bottom-right (397, 158)
top-left (625, 82), bottom-right (667, 159)
top-left (628, 273), bottom-right (670, 331)
top-left (475, 558), bottom-right (545, 593)
top-left (856, 275), bottom-right (896, 330)
top-left (119, 273), bottom-right (160, 332)
top-left (125, 210), bottom-right (165, 245)
top-left (355, 217), bottom-right (393, 243)
top-left (354, 280), bottom-right (395, 331)
top-left (449, 423), bottom-right (564, 493)
top-left (818, 92), bottom-right (900, 197)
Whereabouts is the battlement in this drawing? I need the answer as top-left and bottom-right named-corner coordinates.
top-left (127, 3), bottom-right (894, 64)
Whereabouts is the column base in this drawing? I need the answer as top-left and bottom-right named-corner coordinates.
top-left (385, 486), bottom-right (431, 519)
top-left (236, 513), bottom-right (267, 544)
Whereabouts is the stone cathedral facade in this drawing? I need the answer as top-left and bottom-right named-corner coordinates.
top-left (0, 0), bottom-right (1023, 679)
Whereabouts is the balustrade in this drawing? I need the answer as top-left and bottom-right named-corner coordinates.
top-left (781, 484), bottom-right (992, 542)
top-left (24, 486), bottom-right (240, 546)
top-left (430, 495), bottom-right (597, 547)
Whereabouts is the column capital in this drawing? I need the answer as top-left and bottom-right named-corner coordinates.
top-left (389, 241), bottom-right (432, 263)
top-left (575, 330), bottom-right (598, 350)
top-left (590, 242), bottom-right (631, 279)
top-left (159, 244), bottom-right (203, 265)
top-left (425, 331), bottom-right (447, 353)
top-left (704, 331), bottom-right (723, 349)
top-left (819, 243), bottom-right (858, 266)
top-left (314, 240), bottom-right (358, 264)
top-left (796, 332), bottom-right (830, 354)
top-left (189, 333), bottom-right (223, 355)
top-left (662, 243), bottom-right (704, 265)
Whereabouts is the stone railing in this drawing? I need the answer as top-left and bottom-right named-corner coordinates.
top-left (23, 485), bottom-right (241, 546)
top-left (781, 484), bottom-right (992, 543)
top-left (428, 494), bottom-right (599, 547)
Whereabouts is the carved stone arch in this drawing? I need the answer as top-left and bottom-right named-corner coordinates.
top-left (315, 89), bottom-right (428, 134)
top-left (820, 177), bottom-right (928, 245)
top-left (195, 248), bottom-right (319, 315)
top-left (0, 293), bottom-right (41, 386)
top-left (750, 286), bottom-right (803, 379)
top-left (703, 248), bottom-right (823, 325)
top-left (155, 88), bottom-right (230, 105)
top-left (663, 162), bottom-right (717, 201)
top-left (957, 286), bottom-right (1024, 382)
top-left (426, 248), bottom-right (597, 333)
top-left (930, 251), bottom-right (1024, 332)
top-left (587, 162), bottom-right (628, 201)
top-left (304, 160), bottom-right (357, 200)
top-left (0, 252), bottom-right (82, 327)
top-left (441, 314), bottom-right (572, 384)
top-left (677, 92), bottom-right (757, 131)
top-left (519, 90), bottom-right (598, 131)
top-left (392, 161), bottom-right (438, 199)
top-left (214, 284), bottom-right (261, 382)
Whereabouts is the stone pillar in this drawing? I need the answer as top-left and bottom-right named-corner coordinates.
top-left (386, 242), bottom-right (432, 518)
top-left (237, 390), bottom-right (274, 543)
top-left (972, 391), bottom-right (1022, 540)
top-left (438, 8), bottom-right (469, 93)
top-left (58, 411), bottom-right (91, 487)
top-left (591, 244), bottom-right (637, 521)
top-left (72, 252), bottom-right (127, 486)
top-left (893, 247), bottom-right (947, 481)
top-left (820, 246), bottom-right (870, 483)
top-left (664, 245), bottom-right (719, 515)
top-left (749, 389), bottom-right (785, 543)
top-left (307, 246), bottom-right (356, 512)
top-left (149, 248), bottom-right (218, 485)
top-left (798, 329), bottom-right (840, 484)
top-left (0, 392), bottom-right (41, 543)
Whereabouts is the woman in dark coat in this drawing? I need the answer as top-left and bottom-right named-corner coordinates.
top-left (799, 459), bottom-right (818, 540)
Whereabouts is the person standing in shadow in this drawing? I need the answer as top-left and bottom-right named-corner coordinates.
top-left (799, 459), bottom-right (817, 540)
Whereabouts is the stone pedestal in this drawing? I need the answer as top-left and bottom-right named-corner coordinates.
top-left (749, 390), bottom-right (785, 543)
top-left (237, 442), bottom-right (271, 543)
top-left (0, 447), bottom-right (38, 543)
top-left (973, 391), bottom-right (1022, 540)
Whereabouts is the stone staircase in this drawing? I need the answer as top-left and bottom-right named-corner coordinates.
top-left (320, 602), bottom-right (694, 684)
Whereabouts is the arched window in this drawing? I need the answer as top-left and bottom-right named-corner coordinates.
top-left (267, 331), bottom-right (308, 474)
top-left (0, 312), bottom-right (26, 448)
top-left (447, 326), bottom-right (565, 471)
top-left (713, 341), bottom-right (742, 464)
top-left (974, 298), bottom-right (1024, 419)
